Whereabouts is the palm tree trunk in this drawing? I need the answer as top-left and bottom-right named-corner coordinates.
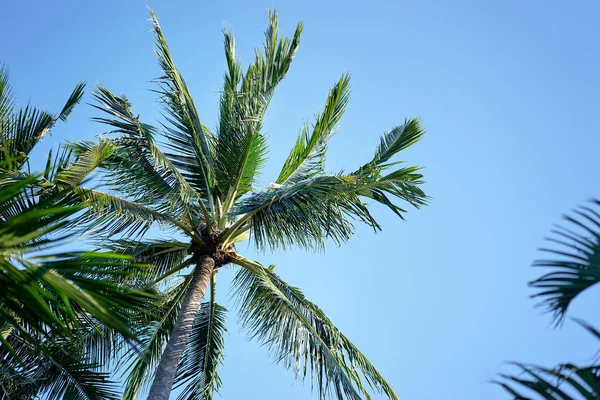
top-left (147, 255), bottom-right (215, 400)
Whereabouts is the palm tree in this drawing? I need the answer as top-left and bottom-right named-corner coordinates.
top-left (0, 66), bottom-right (156, 399)
top-left (496, 201), bottom-right (600, 399)
top-left (83, 10), bottom-right (428, 399)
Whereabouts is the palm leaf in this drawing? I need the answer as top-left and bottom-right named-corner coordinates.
top-left (57, 82), bottom-right (86, 122)
top-left (231, 256), bottom-right (398, 400)
top-left (90, 85), bottom-right (200, 214)
top-left (149, 10), bottom-right (215, 203)
top-left (0, 64), bottom-right (15, 126)
top-left (215, 10), bottom-right (303, 213)
top-left (530, 200), bottom-right (600, 324)
top-left (496, 362), bottom-right (600, 399)
top-left (0, 334), bottom-right (121, 400)
top-left (277, 73), bottom-right (350, 185)
top-left (103, 239), bottom-right (191, 284)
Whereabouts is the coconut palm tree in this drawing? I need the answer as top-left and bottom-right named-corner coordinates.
top-left (0, 66), bottom-right (156, 399)
top-left (83, 10), bottom-right (428, 400)
top-left (496, 201), bottom-right (600, 399)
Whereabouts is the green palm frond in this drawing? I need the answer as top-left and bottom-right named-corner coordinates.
top-left (57, 81), bottom-right (86, 122)
top-left (277, 73), bottom-right (350, 185)
top-left (149, 10), bottom-right (215, 202)
top-left (174, 276), bottom-right (226, 400)
top-left (367, 118), bottom-right (425, 167)
top-left (53, 140), bottom-right (115, 188)
top-left (530, 200), bottom-right (600, 324)
top-left (0, 73), bottom-right (85, 171)
top-left (227, 165), bottom-right (425, 250)
top-left (90, 85), bottom-right (199, 213)
top-left (231, 256), bottom-right (398, 400)
top-left (497, 362), bottom-right (600, 400)
top-left (228, 175), bottom-right (359, 250)
top-left (3, 105), bottom-right (55, 168)
top-left (0, 171), bottom-right (157, 366)
top-left (215, 11), bottom-right (303, 212)
top-left (0, 335), bottom-right (120, 400)
top-left (75, 187), bottom-right (185, 238)
top-left (0, 65), bottom-right (15, 126)
top-left (103, 239), bottom-right (191, 284)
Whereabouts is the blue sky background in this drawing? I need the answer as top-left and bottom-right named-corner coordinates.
top-left (3, 1), bottom-right (600, 399)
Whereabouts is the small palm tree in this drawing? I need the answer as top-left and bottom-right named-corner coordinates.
top-left (0, 66), bottom-right (155, 399)
top-left (85, 10), bottom-right (428, 399)
top-left (496, 201), bottom-right (600, 399)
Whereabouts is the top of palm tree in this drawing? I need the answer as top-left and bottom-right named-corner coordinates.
top-left (86, 9), bottom-right (427, 249)
top-left (78, 9), bottom-right (428, 400)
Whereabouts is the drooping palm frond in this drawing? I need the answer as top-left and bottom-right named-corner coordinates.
top-left (174, 276), bottom-right (226, 400)
top-left (227, 175), bottom-right (361, 250)
top-left (149, 10), bottom-right (215, 202)
top-left (530, 200), bottom-right (600, 324)
top-left (231, 256), bottom-right (398, 400)
top-left (277, 73), bottom-right (351, 185)
top-left (226, 161), bottom-right (426, 251)
top-left (0, 334), bottom-right (121, 400)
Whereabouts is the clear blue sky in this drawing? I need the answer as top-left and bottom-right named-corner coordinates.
top-left (3, 1), bottom-right (600, 399)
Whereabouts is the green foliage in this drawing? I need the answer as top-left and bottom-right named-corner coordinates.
top-left (70, 8), bottom-right (427, 399)
top-left (497, 201), bottom-right (600, 399)
top-left (232, 256), bottom-right (398, 400)
top-left (0, 66), bottom-right (157, 399)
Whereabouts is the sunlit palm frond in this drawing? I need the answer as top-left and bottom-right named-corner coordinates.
top-left (103, 239), bottom-right (191, 284)
top-left (53, 140), bottom-right (115, 188)
top-left (227, 175), bottom-right (358, 250)
top-left (90, 85), bottom-right (199, 211)
top-left (0, 77), bottom-right (85, 172)
top-left (148, 10), bottom-right (215, 201)
top-left (277, 74), bottom-right (351, 185)
top-left (367, 118), bottom-right (425, 167)
top-left (0, 64), bottom-right (15, 126)
top-left (57, 81), bottom-right (86, 122)
top-left (74, 187), bottom-right (183, 238)
top-left (231, 256), bottom-right (398, 400)
top-left (215, 11), bottom-right (303, 212)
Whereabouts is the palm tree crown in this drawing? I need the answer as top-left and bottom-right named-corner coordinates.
top-left (83, 9), bottom-right (428, 400)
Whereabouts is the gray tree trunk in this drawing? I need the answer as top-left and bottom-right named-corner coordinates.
top-left (147, 256), bottom-right (215, 400)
